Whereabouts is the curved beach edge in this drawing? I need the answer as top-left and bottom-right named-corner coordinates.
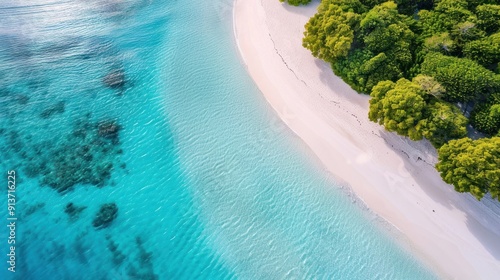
top-left (233, 0), bottom-right (500, 278)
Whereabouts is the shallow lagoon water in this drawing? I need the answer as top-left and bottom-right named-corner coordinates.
top-left (0, 0), bottom-right (436, 279)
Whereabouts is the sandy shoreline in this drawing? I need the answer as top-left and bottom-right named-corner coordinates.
top-left (233, 0), bottom-right (500, 278)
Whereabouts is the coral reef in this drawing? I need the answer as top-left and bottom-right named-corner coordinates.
top-left (40, 101), bottom-right (65, 119)
top-left (19, 117), bottom-right (124, 192)
top-left (98, 120), bottom-right (121, 142)
top-left (126, 237), bottom-right (159, 280)
top-left (23, 203), bottom-right (45, 218)
top-left (64, 202), bottom-right (87, 222)
top-left (103, 69), bottom-right (126, 90)
top-left (93, 203), bottom-right (118, 229)
top-left (106, 235), bottom-right (126, 265)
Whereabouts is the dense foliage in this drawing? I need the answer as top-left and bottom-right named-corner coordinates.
top-left (436, 137), bottom-right (500, 201)
top-left (420, 53), bottom-right (500, 103)
top-left (369, 77), bottom-right (468, 147)
top-left (302, 0), bottom-right (500, 199)
top-left (279, 0), bottom-right (312, 6)
top-left (470, 93), bottom-right (500, 134)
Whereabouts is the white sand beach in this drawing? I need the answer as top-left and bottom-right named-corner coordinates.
top-left (233, 0), bottom-right (500, 278)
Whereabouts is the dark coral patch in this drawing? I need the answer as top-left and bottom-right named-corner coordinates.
top-left (40, 101), bottom-right (65, 119)
top-left (103, 69), bottom-right (126, 90)
top-left (98, 120), bottom-right (121, 140)
top-left (64, 202), bottom-right (87, 222)
top-left (93, 203), bottom-right (118, 229)
top-left (14, 117), bottom-right (124, 193)
top-left (126, 237), bottom-right (159, 280)
top-left (106, 235), bottom-right (126, 265)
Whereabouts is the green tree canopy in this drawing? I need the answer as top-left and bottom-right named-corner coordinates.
top-left (300, 0), bottom-right (500, 197)
top-left (360, 1), bottom-right (415, 67)
top-left (369, 77), bottom-right (467, 146)
top-left (470, 93), bottom-right (500, 135)
top-left (279, 0), bottom-right (312, 6)
top-left (450, 21), bottom-right (486, 52)
top-left (416, 101), bottom-right (468, 147)
top-left (436, 137), bottom-right (500, 201)
top-left (280, 0), bottom-right (311, 6)
top-left (420, 52), bottom-right (500, 102)
top-left (331, 49), bottom-right (374, 92)
top-left (491, 104), bottom-right (500, 118)
top-left (424, 32), bottom-right (455, 54)
top-left (475, 4), bottom-right (500, 34)
top-left (359, 52), bottom-right (405, 92)
top-left (418, 0), bottom-right (474, 39)
top-left (303, 1), bottom-right (365, 62)
top-left (463, 32), bottom-right (500, 70)
top-left (412, 74), bottom-right (446, 99)
top-left (369, 78), bottom-right (426, 140)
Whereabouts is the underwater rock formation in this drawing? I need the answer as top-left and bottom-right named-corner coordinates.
top-left (126, 237), bottom-right (159, 280)
top-left (64, 202), bottom-right (87, 222)
top-left (103, 69), bottom-right (125, 90)
top-left (24, 203), bottom-right (45, 217)
top-left (106, 235), bottom-right (126, 265)
top-left (98, 120), bottom-right (121, 140)
top-left (40, 101), bottom-right (65, 119)
top-left (14, 94), bottom-right (29, 105)
top-left (7, 131), bottom-right (23, 153)
top-left (93, 203), bottom-right (118, 229)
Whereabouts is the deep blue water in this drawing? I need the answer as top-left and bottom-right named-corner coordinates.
top-left (0, 0), bottom-right (436, 279)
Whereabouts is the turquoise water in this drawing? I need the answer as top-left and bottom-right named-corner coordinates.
top-left (0, 0), bottom-right (436, 279)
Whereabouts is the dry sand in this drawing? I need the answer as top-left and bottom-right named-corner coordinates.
top-left (233, 0), bottom-right (500, 278)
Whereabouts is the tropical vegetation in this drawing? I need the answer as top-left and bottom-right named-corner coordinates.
top-left (296, 0), bottom-right (500, 200)
top-left (279, 0), bottom-right (312, 7)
